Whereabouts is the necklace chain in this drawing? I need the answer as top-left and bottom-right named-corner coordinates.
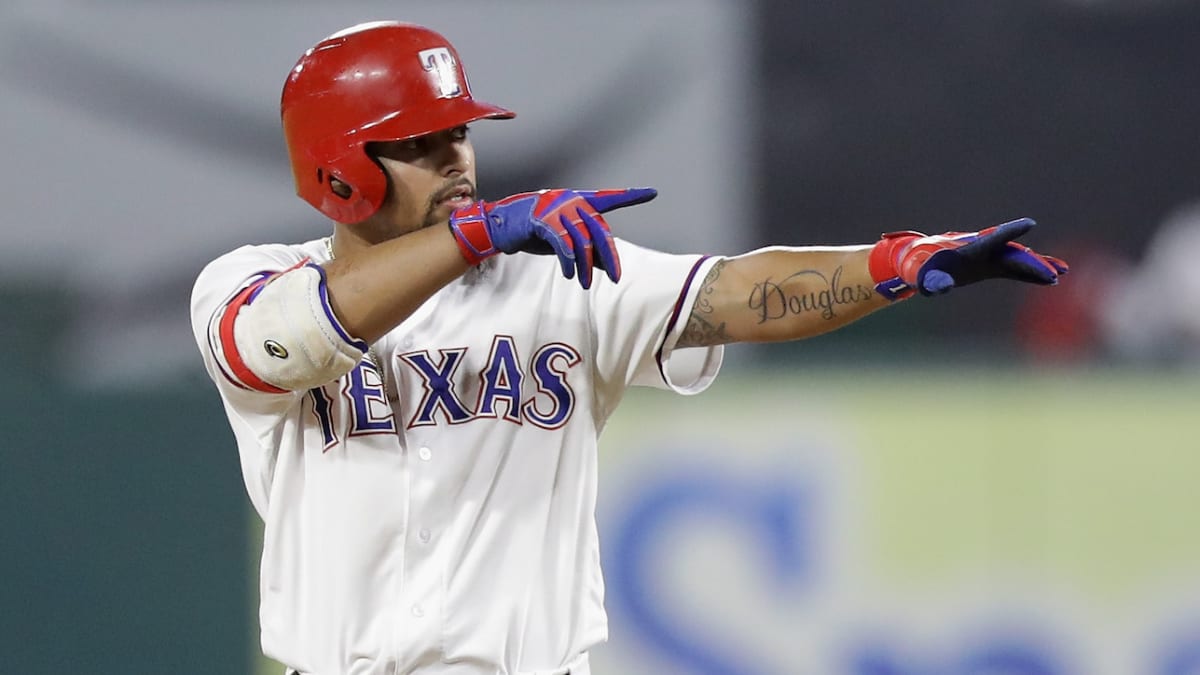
top-left (324, 236), bottom-right (387, 393)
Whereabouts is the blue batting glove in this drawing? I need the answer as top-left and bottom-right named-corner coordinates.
top-left (869, 218), bottom-right (1070, 300)
top-left (448, 187), bottom-right (657, 288)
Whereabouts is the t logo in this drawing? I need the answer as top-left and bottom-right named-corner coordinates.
top-left (418, 47), bottom-right (463, 98)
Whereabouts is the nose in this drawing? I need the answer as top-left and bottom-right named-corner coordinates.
top-left (432, 131), bottom-right (471, 177)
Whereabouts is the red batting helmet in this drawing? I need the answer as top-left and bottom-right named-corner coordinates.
top-left (281, 21), bottom-right (515, 223)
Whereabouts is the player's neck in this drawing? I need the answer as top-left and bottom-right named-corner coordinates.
top-left (330, 218), bottom-right (415, 258)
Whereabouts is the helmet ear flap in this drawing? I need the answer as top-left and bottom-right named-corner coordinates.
top-left (312, 148), bottom-right (388, 224)
top-left (300, 147), bottom-right (384, 223)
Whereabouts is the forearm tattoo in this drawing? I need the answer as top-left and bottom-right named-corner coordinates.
top-left (748, 266), bottom-right (874, 323)
top-left (676, 262), bottom-right (876, 348)
top-left (676, 260), bottom-right (731, 348)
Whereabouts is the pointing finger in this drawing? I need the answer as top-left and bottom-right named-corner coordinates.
top-left (578, 188), bottom-right (658, 214)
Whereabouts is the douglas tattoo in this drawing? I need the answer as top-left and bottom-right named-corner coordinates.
top-left (748, 266), bottom-right (874, 323)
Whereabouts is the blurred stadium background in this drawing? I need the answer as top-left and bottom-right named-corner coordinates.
top-left (3, 0), bottom-right (1200, 673)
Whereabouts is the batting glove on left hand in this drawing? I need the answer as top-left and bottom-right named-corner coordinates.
top-left (448, 187), bottom-right (657, 289)
top-left (869, 217), bottom-right (1069, 300)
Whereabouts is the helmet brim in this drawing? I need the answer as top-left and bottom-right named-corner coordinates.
top-left (360, 97), bottom-right (515, 142)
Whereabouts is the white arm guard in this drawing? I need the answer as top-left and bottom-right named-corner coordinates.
top-left (230, 264), bottom-right (367, 391)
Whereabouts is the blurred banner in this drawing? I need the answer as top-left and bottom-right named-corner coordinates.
top-left (591, 370), bottom-right (1200, 675)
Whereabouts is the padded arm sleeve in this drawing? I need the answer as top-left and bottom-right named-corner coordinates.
top-left (209, 262), bottom-right (367, 393)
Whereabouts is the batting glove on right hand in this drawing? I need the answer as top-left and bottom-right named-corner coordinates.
top-left (869, 217), bottom-right (1069, 300)
top-left (448, 187), bottom-right (657, 289)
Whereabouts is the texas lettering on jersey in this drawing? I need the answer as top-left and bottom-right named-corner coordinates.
top-left (309, 335), bottom-right (581, 447)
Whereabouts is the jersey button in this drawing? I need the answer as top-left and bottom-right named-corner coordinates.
top-left (411, 604), bottom-right (424, 618)
top-left (418, 446), bottom-right (432, 461)
top-left (418, 528), bottom-right (431, 543)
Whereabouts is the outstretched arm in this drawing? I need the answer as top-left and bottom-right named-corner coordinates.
top-left (677, 246), bottom-right (885, 347)
top-left (677, 218), bottom-right (1068, 348)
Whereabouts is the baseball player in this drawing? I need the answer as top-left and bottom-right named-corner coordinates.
top-left (190, 20), bottom-right (1068, 675)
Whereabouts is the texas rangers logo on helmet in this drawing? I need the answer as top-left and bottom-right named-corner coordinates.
top-left (418, 47), bottom-right (463, 98)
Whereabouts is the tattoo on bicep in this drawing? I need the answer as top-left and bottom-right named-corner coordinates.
top-left (677, 313), bottom-right (731, 348)
top-left (677, 260), bottom-right (732, 348)
top-left (747, 266), bottom-right (874, 323)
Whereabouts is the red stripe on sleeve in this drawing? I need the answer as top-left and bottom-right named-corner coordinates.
top-left (215, 259), bottom-right (311, 395)
top-left (218, 280), bottom-right (289, 394)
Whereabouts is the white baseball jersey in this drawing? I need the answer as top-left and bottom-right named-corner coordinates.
top-left (190, 236), bottom-right (724, 675)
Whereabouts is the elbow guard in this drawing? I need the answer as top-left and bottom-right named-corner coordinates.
top-left (214, 263), bottom-right (367, 392)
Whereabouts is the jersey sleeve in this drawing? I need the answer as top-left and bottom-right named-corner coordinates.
top-left (589, 239), bottom-right (725, 396)
top-left (190, 244), bottom-right (314, 516)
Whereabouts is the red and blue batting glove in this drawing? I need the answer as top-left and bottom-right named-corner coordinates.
top-left (448, 188), bottom-right (658, 289)
top-left (869, 217), bottom-right (1069, 300)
